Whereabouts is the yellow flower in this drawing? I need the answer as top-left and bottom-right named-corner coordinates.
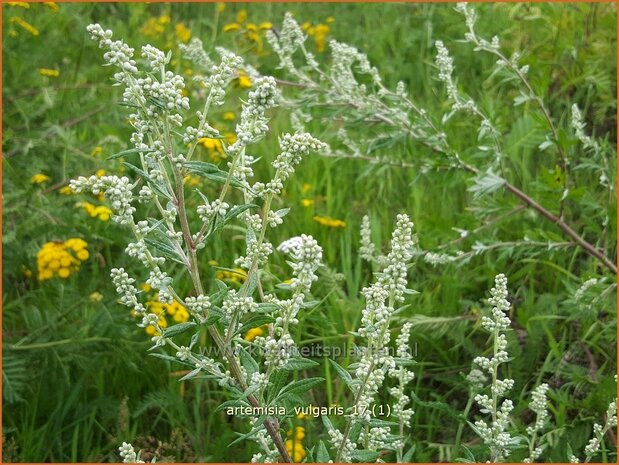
top-left (175, 22), bottom-right (191, 43)
top-left (183, 174), bottom-right (201, 187)
top-left (76, 249), bottom-right (90, 261)
top-left (301, 22), bottom-right (311, 32)
top-left (141, 15), bottom-right (170, 37)
top-left (58, 268), bottom-right (71, 278)
top-left (313, 24), bottom-right (330, 53)
top-left (259, 22), bottom-right (273, 30)
top-left (141, 283), bottom-right (152, 293)
top-left (39, 68), bottom-right (59, 78)
top-left (287, 426), bottom-right (306, 441)
top-left (313, 215), bottom-right (346, 228)
top-left (173, 308), bottom-right (190, 323)
top-left (237, 9), bottom-right (247, 24)
top-left (301, 199), bottom-right (314, 208)
top-left (285, 438), bottom-right (306, 462)
top-left (297, 411), bottom-right (309, 420)
top-left (7, 2), bottom-right (30, 8)
top-left (43, 2), bottom-right (59, 12)
top-left (326, 16), bottom-right (335, 23)
top-left (216, 2), bottom-right (225, 13)
top-left (215, 268), bottom-right (248, 284)
top-left (22, 266), bottom-right (33, 278)
top-left (198, 137), bottom-right (226, 162)
top-left (208, 260), bottom-right (219, 267)
top-left (59, 186), bottom-right (74, 195)
top-left (9, 16), bottom-right (39, 36)
top-left (31, 173), bottom-right (50, 184)
top-left (77, 201), bottom-right (112, 221)
top-left (64, 238), bottom-right (87, 251)
top-left (89, 291), bottom-right (103, 302)
top-left (246, 22), bottom-right (258, 32)
top-left (244, 325), bottom-right (265, 342)
top-left (237, 71), bottom-right (252, 89)
top-left (301, 183), bottom-right (312, 193)
top-left (91, 146), bottom-right (103, 157)
top-left (223, 111), bottom-right (236, 121)
top-left (224, 132), bottom-right (237, 145)
top-left (223, 23), bottom-right (241, 32)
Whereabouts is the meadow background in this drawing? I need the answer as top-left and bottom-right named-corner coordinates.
top-left (2, 2), bottom-right (617, 462)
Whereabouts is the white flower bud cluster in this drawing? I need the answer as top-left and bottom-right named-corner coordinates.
top-left (118, 442), bottom-right (144, 463)
top-left (472, 273), bottom-right (515, 462)
top-left (264, 132), bottom-right (327, 195)
top-left (141, 44), bottom-right (168, 70)
top-left (185, 295), bottom-right (211, 318)
top-left (287, 234), bottom-right (323, 295)
top-left (110, 268), bottom-right (145, 314)
top-left (179, 38), bottom-right (214, 71)
top-left (260, 333), bottom-right (296, 367)
top-left (388, 323), bottom-right (416, 429)
top-left (328, 40), bottom-right (379, 95)
top-left (235, 239), bottom-right (273, 270)
top-left (233, 76), bottom-right (278, 146)
top-left (527, 383), bottom-right (550, 434)
top-left (583, 399), bottom-right (617, 461)
top-left (377, 214), bottom-right (415, 303)
top-left (571, 104), bottom-right (598, 151)
top-left (222, 290), bottom-right (258, 323)
top-left (87, 24), bottom-right (138, 74)
top-left (197, 198), bottom-right (229, 225)
top-left (146, 267), bottom-right (172, 296)
top-left (70, 175), bottom-right (136, 225)
top-left (265, 12), bottom-right (305, 73)
top-left (204, 52), bottom-right (244, 106)
top-left (328, 428), bottom-right (356, 463)
top-left (359, 215), bottom-right (376, 262)
top-left (524, 383), bottom-right (551, 462)
top-left (276, 236), bottom-right (303, 255)
top-left (359, 427), bottom-right (389, 451)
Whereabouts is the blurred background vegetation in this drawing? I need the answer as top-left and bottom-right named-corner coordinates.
top-left (2, 2), bottom-right (617, 462)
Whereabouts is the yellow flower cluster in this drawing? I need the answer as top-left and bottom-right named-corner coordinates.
top-left (7, 2), bottom-right (30, 8)
top-left (313, 215), bottom-right (346, 228)
top-left (77, 201), bottom-right (113, 222)
top-left (301, 199), bottom-right (315, 207)
top-left (223, 9), bottom-right (272, 55)
top-left (31, 173), bottom-right (50, 184)
top-left (286, 426), bottom-right (307, 462)
top-left (9, 16), bottom-right (40, 36)
top-left (301, 17), bottom-right (334, 53)
top-left (197, 132), bottom-right (237, 162)
top-left (143, 296), bottom-right (190, 336)
top-left (39, 68), bottom-right (59, 77)
top-left (37, 238), bottom-right (89, 281)
top-left (244, 324), bottom-right (267, 342)
top-left (175, 22), bottom-right (191, 43)
top-left (237, 70), bottom-right (252, 89)
top-left (141, 15), bottom-right (170, 37)
top-left (215, 267), bottom-right (248, 284)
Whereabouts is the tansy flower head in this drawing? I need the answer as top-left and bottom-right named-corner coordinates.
top-left (301, 199), bottom-right (314, 207)
top-left (7, 2), bottom-right (30, 8)
top-left (39, 68), bottom-right (59, 77)
top-left (59, 186), bottom-right (74, 195)
top-left (9, 16), bottom-right (39, 36)
top-left (37, 238), bottom-right (89, 281)
top-left (89, 291), bottom-right (103, 302)
top-left (44, 2), bottom-right (59, 12)
top-left (244, 325), bottom-right (266, 342)
top-left (285, 438), bottom-right (307, 462)
top-left (223, 111), bottom-right (236, 121)
top-left (237, 71), bottom-right (252, 89)
top-left (31, 173), bottom-right (50, 184)
top-left (175, 23), bottom-right (191, 43)
top-left (313, 215), bottom-right (346, 228)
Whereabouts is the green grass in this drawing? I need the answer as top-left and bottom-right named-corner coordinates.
top-left (2, 2), bottom-right (617, 462)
